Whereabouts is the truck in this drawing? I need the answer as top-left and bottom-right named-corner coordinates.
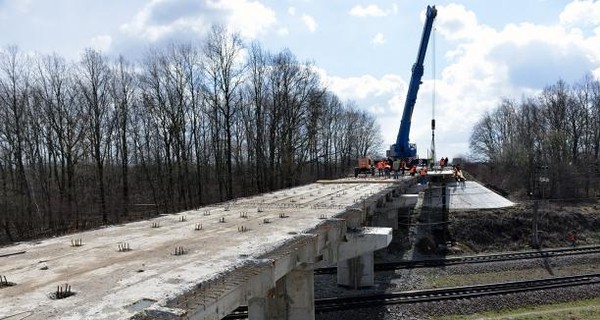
top-left (387, 5), bottom-right (437, 161)
top-left (354, 156), bottom-right (375, 177)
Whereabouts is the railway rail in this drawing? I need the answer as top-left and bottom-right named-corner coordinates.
top-left (223, 273), bottom-right (600, 319)
top-left (314, 245), bottom-right (600, 275)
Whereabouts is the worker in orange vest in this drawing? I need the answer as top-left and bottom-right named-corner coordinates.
top-left (376, 161), bottom-right (384, 176)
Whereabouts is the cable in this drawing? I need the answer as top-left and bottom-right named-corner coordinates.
top-left (429, 26), bottom-right (437, 162)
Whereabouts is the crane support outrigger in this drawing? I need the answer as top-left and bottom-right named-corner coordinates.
top-left (387, 5), bottom-right (437, 161)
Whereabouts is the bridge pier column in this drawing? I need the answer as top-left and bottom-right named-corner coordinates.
top-left (248, 267), bottom-right (315, 320)
top-left (336, 251), bottom-right (374, 288)
top-left (248, 297), bottom-right (269, 320)
top-left (285, 268), bottom-right (315, 320)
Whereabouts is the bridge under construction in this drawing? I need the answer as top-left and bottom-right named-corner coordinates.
top-left (0, 172), bottom-right (513, 320)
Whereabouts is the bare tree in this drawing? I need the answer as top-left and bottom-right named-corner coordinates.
top-left (202, 25), bottom-right (245, 200)
top-left (244, 41), bottom-right (269, 192)
top-left (77, 48), bottom-right (113, 224)
top-left (110, 55), bottom-right (137, 217)
top-left (0, 46), bottom-right (34, 237)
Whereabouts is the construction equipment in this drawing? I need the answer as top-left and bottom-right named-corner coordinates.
top-left (354, 156), bottom-right (375, 177)
top-left (387, 5), bottom-right (437, 161)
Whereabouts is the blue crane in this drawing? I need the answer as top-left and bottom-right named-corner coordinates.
top-left (388, 5), bottom-right (437, 160)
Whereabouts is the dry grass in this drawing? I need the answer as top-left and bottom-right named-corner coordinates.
top-left (449, 201), bottom-right (600, 253)
top-left (440, 297), bottom-right (600, 320)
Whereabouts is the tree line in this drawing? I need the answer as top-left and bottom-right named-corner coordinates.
top-left (0, 26), bottom-right (382, 243)
top-left (469, 75), bottom-right (600, 199)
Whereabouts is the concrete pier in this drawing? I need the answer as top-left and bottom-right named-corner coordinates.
top-left (248, 267), bottom-right (314, 320)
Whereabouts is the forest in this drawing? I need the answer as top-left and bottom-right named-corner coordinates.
top-left (0, 26), bottom-right (382, 243)
top-left (469, 75), bottom-right (600, 200)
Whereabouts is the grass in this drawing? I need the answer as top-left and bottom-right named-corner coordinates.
top-left (426, 264), bottom-right (599, 288)
top-left (439, 296), bottom-right (600, 320)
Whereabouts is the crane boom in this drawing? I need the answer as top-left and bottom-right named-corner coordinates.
top-left (388, 5), bottom-right (437, 160)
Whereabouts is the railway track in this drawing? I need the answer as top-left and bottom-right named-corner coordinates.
top-left (223, 273), bottom-right (600, 319)
top-left (315, 245), bottom-right (600, 275)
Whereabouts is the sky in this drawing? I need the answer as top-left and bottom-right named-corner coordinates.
top-left (1, 0), bottom-right (600, 160)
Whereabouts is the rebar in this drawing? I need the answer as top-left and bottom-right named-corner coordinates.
top-left (0, 275), bottom-right (14, 288)
top-left (118, 242), bottom-right (131, 252)
top-left (70, 239), bottom-right (83, 247)
top-left (174, 246), bottom-right (186, 256)
top-left (52, 283), bottom-right (74, 299)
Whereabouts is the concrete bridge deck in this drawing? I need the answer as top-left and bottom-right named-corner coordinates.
top-left (0, 177), bottom-right (411, 320)
top-left (0, 172), bottom-right (515, 320)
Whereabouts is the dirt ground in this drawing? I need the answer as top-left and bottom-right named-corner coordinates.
top-left (448, 199), bottom-right (600, 253)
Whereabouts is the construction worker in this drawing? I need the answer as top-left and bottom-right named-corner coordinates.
top-left (419, 167), bottom-right (427, 184)
top-left (456, 165), bottom-right (466, 182)
top-left (376, 160), bottom-right (384, 177)
top-left (409, 165), bottom-right (416, 176)
top-left (392, 159), bottom-right (400, 179)
top-left (384, 162), bottom-right (391, 178)
top-left (453, 165), bottom-right (466, 182)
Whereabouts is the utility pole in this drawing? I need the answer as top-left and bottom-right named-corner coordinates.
top-left (533, 200), bottom-right (539, 248)
top-left (533, 165), bottom-right (549, 249)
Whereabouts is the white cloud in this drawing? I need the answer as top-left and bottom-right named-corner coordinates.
top-left (435, 3), bottom-right (481, 41)
top-left (120, 0), bottom-right (276, 41)
top-left (559, 0), bottom-right (600, 27)
top-left (218, 0), bottom-right (277, 38)
top-left (373, 32), bottom-right (386, 45)
top-left (302, 14), bottom-right (317, 32)
top-left (88, 35), bottom-right (112, 52)
top-left (277, 27), bottom-right (289, 36)
top-left (320, 71), bottom-right (406, 105)
top-left (288, 6), bottom-right (297, 16)
top-left (349, 4), bottom-right (387, 17)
